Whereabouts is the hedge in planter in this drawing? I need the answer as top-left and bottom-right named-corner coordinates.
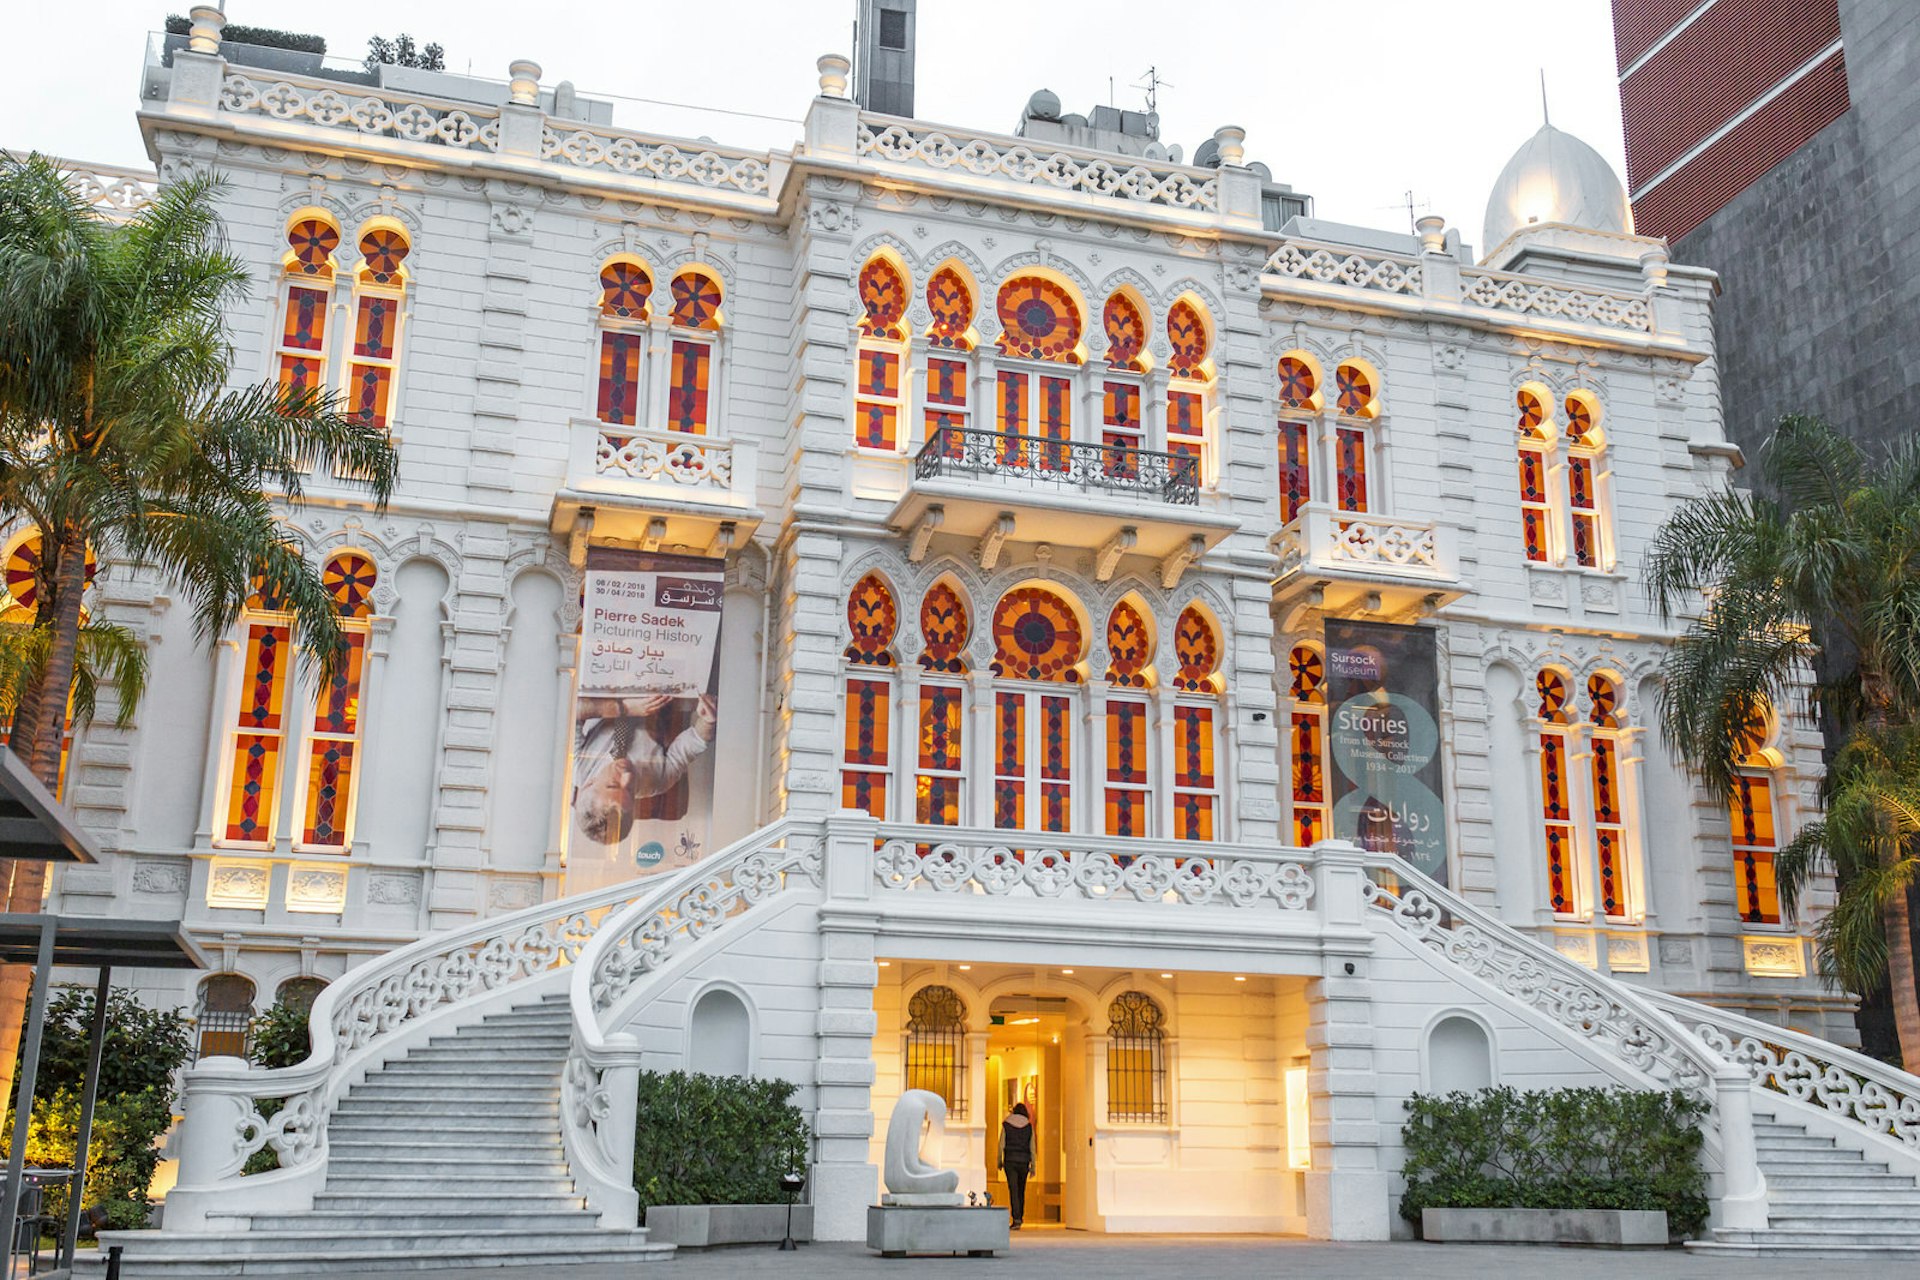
top-left (1399, 1086), bottom-right (1708, 1238)
top-left (632, 1070), bottom-right (810, 1217)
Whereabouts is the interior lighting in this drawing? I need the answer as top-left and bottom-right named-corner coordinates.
top-left (1060, 969), bottom-right (1074, 975)
top-left (958, 964), bottom-right (972, 971)
top-left (1160, 972), bottom-right (1173, 979)
top-left (877, 961), bottom-right (890, 967)
top-left (1234, 975), bottom-right (1247, 982)
top-left (1008, 1017), bottom-right (1040, 1026)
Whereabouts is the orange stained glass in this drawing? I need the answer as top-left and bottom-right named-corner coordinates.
top-left (302, 738), bottom-right (357, 847)
top-left (1105, 600), bottom-right (1152, 687)
top-left (1167, 389), bottom-right (1204, 464)
top-left (600, 261), bottom-right (652, 318)
top-left (858, 256), bottom-right (908, 339)
top-left (1291, 712), bottom-right (1325, 817)
top-left (1166, 300), bottom-right (1207, 378)
top-left (1565, 395), bottom-right (1596, 445)
top-left (918, 685), bottom-right (963, 770)
top-left (991, 587), bottom-right (1084, 682)
top-left (4, 534), bottom-right (96, 613)
top-left (323, 554), bottom-right (378, 618)
top-left (995, 275), bottom-right (1082, 363)
top-left (1039, 694), bottom-right (1072, 832)
top-left (353, 294), bottom-right (398, 360)
top-left (996, 370), bottom-right (1029, 453)
top-left (312, 631), bottom-right (366, 734)
top-left (1335, 362), bottom-right (1375, 418)
top-left (1279, 420), bottom-right (1311, 523)
top-left (1104, 381), bottom-right (1143, 479)
top-left (993, 691), bottom-right (1026, 828)
top-left (237, 623), bottom-right (292, 731)
top-left (358, 228), bottom-right (409, 282)
top-left (926, 267), bottom-right (974, 349)
top-left (282, 286), bottom-right (329, 351)
top-left (1517, 388), bottom-right (1548, 439)
top-left (855, 349), bottom-right (901, 450)
top-left (1541, 731), bottom-right (1574, 913)
top-left (917, 773), bottom-right (961, 826)
top-left (598, 332), bottom-right (644, 425)
top-left (1335, 427), bottom-right (1368, 512)
top-left (1588, 674), bottom-right (1621, 728)
top-left (1277, 355), bottom-right (1317, 409)
top-left (1102, 292), bottom-right (1146, 370)
top-left (1289, 645), bottom-right (1325, 703)
top-left (1730, 773), bottom-right (1780, 923)
top-left (668, 339), bottom-right (711, 434)
top-left (1172, 605), bottom-right (1219, 693)
top-left (347, 362), bottom-right (393, 429)
top-left (225, 732), bottom-right (283, 842)
top-left (927, 357), bottom-right (968, 408)
top-left (280, 355), bottom-right (323, 400)
top-left (288, 219), bottom-right (339, 274)
top-left (918, 581), bottom-right (969, 673)
top-left (1105, 697), bottom-right (1150, 838)
top-left (1174, 704), bottom-right (1216, 841)
top-left (842, 677), bottom-right (892, 820)
top-left (1536, 669), bottom-right (1571, 722)
top-left (841, 767), bottom-right (887, 820)
top-left (845, 573), bottom-right (899, 666)
top-left (670, 272), bottom-right (723, 330)
top-left (1732, 700), bottom-right (1772, 763)
top-left (1591, 736), bottom-right (1625, 917)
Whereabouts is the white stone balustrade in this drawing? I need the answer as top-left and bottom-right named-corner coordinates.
top-left (216, 71), bottom-right (502, 150)
top-left (540, 125), bottom-right (771, 194)
top-left (1271, 506), bottom-right (1457, 584)
top-left (565, 420), bottom-right (758, 507)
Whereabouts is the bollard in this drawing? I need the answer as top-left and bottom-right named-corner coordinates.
top-left (105, 1243), bottom-right (123, 1279)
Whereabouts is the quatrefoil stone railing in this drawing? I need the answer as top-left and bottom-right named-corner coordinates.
top-left (218, 73), bottom-right (501, 150)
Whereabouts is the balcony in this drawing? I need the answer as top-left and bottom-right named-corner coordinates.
top-left (550, 419), bottom-right (763, 554)
top-left (888, 426), bottom-right (1239, 567)
top-left (1270, 505), bottom-right (1466, 618)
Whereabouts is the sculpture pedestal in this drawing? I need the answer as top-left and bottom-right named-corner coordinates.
top-left (866, 1205), bottom-right (1010, 1258)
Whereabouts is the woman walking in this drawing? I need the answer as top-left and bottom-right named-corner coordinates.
top-left (998, 1102), bottom-right (1035, 1229)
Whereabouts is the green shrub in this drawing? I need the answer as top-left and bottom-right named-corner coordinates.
top-left (632, 1071), bottom-right (810, 1216)
top-left (1399, 1086), bottom-right (1709, 1239)
top-left (163, 15), bottom-right (328, 54)
top-left (240, 993), bottom-right (315, 1174)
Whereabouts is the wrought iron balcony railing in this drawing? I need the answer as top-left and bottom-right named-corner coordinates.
top-left (914, 426), bottom-right (1199, 506)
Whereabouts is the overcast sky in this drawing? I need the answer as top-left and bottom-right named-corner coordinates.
top-left (4, 1), bottom-right (1629, 252)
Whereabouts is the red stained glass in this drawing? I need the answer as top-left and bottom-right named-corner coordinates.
top-left (1522, 506), bottom-right (1548, 563)
top-left (1730, 773), bottom-right (1780, 924)
top-left (843, 768), bottom-right (887, 819)
top-left (918, 582), bottom-right (970, 673)
top-left (926, 267), bottom-right (973, 349)
top-left (1587, 674), bottom-right (1620, 728)
top-left (1519, 447), bottom-right (1550, 562)
top-left (1175, 704), bottom-right (1214, 788)
top-left (1732, 701), bottom-right (1771, 763)
top-left (1335, 427), bottom-right (1368, 512)
top-left (1289, 645), bottom-right (1324, 704)
top-left (1277, 355), bottom-right (1316, 409)
top-left (917, 774), bottom-right (961, 826)
top-left (859, 256), bottom-right (908, 339)
top-left (600, 260), bottom-right (652, 318)
top-left (302, 739), bottom-right (356, 847)
top-left (1105, 601), bottom-right (1152, 686)
top-left (1518, 451), bottom-right (1548, 502)
top-left (994, 692), bottom-right (1026, 828)
top-left (1517, 388), bottom-right (1547, 438)
top-left (1568, 456), bottom-right (1595, 509)
top-left (992, 587), bottom-right (1083, 682)
top-left (1335, 363), bottom-right (1375, 418)
top-left (1172, 605), bottom-right (1218, 693)
top-left (1166, 300), bottom-right (1207, 378)
top-left (996, 369), bottom-right (1028, 461)
top-left (1106, 700), bottom-right (1147, 786)
top-left (279, 355), bottom-right (322, 400)
top-left (918, 686), bottom-right (962, 770)
top-left (928, 358), bottom-right (967, 407)
top-left (1104, 381), bottom-right (1142, 479)
top-left (225, 732), bottom-right (282, 842)
top-left (1541, 731), bottom-right (1574, 913)
top-left (239, 623), bottom-right (291, 730)
top-left (846, 573), bottom-right (899, 666)
top-left (844, 678), bottom-right (891, 767)
top-left (323, 554), bottom-right (378, 618)
top-left (1565, 395), bottom-right (1596, 445)
top-left (1291, 712), bottom-right (1324, 805)
top-left (598, 332), bottom-right (644, 425)
top-left (668, 339), bottom-right (711, 434)
top-left (1279, 421), bottom-right (1311, 523)
top-left (282, 286), bottom-right (328, 351)
top-left (313, 632), bottom-right (366, 734)
top-left (1571, 513), bottom-right (1598, 567)
top-left (856, 349), bottom-right (901, 449)
top-left (1038, 375), bottom-right (1071, 471)
top-left (348, 363), bottom-right (393, 429)
top-left (1103, 292), bottom-right (1146, 370)
top-left (1168, 389), bottom-right (1204, 462)
top-left (4, 534), bottom-right (95, 613)
top-left (288, 219), bottom-right (339, 274)
top-left (671, 272), bottom-right (722, 330)
top-left (353, 294), bottom-right (397, 360)
top-left (995, 275), bottom-right (1081, 363)
top-left (1040, 695), bottom-right (1072, 832)
top-left (1536, 670), bottom-right (1571, 723)
top-left (358, 228), bottom-right (409, 282)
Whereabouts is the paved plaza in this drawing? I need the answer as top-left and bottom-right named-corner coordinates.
top-left (419, 1234), bottom-right (1906, 1279)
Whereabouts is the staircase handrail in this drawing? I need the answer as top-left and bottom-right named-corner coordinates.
top-left (561, 817), bottom-right (825, 1227)
top-left (1647, 988), bottom-right (1920, 1153)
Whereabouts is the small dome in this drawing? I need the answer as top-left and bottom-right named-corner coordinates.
top-left (1482, 123), bottom-right (1632, 253)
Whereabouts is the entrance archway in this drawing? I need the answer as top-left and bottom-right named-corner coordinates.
top-left (985, 993), bottom-right (1089, 1227)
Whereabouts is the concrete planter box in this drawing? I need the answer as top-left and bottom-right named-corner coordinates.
top-left (644, 1203), bottom-right (812, 1248)
top-left (1422, 1207), bottom-right (1669, 1247)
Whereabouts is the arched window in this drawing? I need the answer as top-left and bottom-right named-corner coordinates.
top-left (1288, 643), bottom-right (1328, 844)
top-left (1332, 361), bottom-right (1379, 513)
top-left (841, 574), bottom-right (898, 820)
top-left (688, 987), bottom-right (753, 1076)
top-left (596, 258), bottom-right (651, 427)
top-left (854, 256), bottom-right (909, 451)
top-left (667, 270), bottom-right (722, 435)
top-left (1106, 991), bottom-right (1167, 1123)
top-left (1426, 1014), bottom-right (1493, 1092)
top-left (1516, 388), bottom-right (1552, 563)
top-left (1100, 293), bottom-right (1147, 479)
top-left (275, 216), bottom-right (339, 405)
top-left (345, 225), bottom-right (409, 431)
top-left (275, 976), bottom-right (327, 1019)
top-left (299, 554), bottom-right (377, 848)
top-left (924, 266), bottom-right (975, 453)
top-left (1586, 674), bottom-right (1631, 921)
top-left (194, 973), bottom-right (256, 1061)
top-left (1171, 605), bottom-right (1222, 841)
top-left (221, 578), bottom-right (297, 845)
top-left (1564, 393), bottom-right (1608, 570)
top-left (994, 277), bottom-right (1081, 472)
top-left (1165, 300), bottom-right (1211, 475)
top-left (991, 586), bottom-right (1085, 833)
top-left (1729, 701), bottom-right (1782, 925)
top-left (905, 984), bottom-right (968, 1119)
top-left (915, 581), bottom-right (969, 827)
top-left (1536, 669), bottom-right (1577, 916)
top-left (1103, 600), bottom-right (1153, 837)
top-left (1276, 354), bottom-right (1318, 524)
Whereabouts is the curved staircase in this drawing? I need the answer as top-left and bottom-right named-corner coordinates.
top-left (1688, 1112), bottom-right (1920, 1256)
top-left (79, 995), bottom-right (670, 1276)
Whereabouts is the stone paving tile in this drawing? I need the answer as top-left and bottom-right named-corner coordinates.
top-left (425, 1233), bottom-right (1904, 1279)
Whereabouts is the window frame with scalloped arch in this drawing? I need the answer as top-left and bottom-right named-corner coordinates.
top-left (914, 578), bottom-right (971, 827)
top-left (594, 256), bottom-right (653, 429)
top-left (921, 264), bottom-right (978, 462)
top-left (1514, 386), bottom-right (1555, 564)
top-left (666, 268), bottom-right (725, 436)
top-left (853, 254), bottom-right (911, 453)
top-left (343, 223), bottom-right (411, 434)
top-left (840, 572), bottom-right (900, 821)
top-left (1285, 640), bottom-right (1328, 846)
top-left (1727, 699), bottom-right (1786, 928)
top-left (988, 584), bottom-right (1087, 834)
top-left (1583, 672), bottom-right (1636, 924)
top-left (1275, 352), bottom-right (1322, 526)
top-left (273, 214), bottom-right (342, 415)
top-left (1562, 392), bottom-right (1612, 572)
top-left (1164, 298), bottom-right (1215, 485)
top-left (1098, 291), bottom-right (1150, 485)
top-left (1331, 359), bottom-right (1382, 515)
top-left (992, 275), bottom-right (1083, 474)
top-left (1102, 596), bottom-right (1154, 838)
top-left (293, 553), bottom-right (380, 850)
top-left (0, 529), bottom-right (96, 797)
top-left (1170, 603), bottom-right (1225, 841)
top-left (1534, 667), bottom-right (1581, 918)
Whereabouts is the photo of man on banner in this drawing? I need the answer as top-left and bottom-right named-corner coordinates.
top-left (565, 550), bottom-right (725, 893)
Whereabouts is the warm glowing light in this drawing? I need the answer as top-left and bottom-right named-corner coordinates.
top-left (1234, 975), bottom-right (1247, 982)
top-left (1060, 968), bottom-right (1074, 975)
top-left (1160, 972), bottom-right (1173, 979)
top-left (1285, 1065), bottom-right (1311, 1170)
top-left (877, 961), bottom-right (891, 968)
top-left (958, 964), bottom-right (972, 971)
top-left (1008, 1016), bottom-right (1039, 1026)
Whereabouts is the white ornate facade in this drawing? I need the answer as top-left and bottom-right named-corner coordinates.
top-left (22, 18), bottom-right (1913, 1263)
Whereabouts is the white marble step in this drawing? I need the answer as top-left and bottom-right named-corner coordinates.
top-left (74, 1239), bottom-right (669, 1276)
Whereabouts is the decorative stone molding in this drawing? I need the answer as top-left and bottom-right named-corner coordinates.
top-left (218, 74), bottom-right (501, 151)
top-left (543, 127), bottom-right (771, 196)
top-left (857, 120), bottom-right (1220, 212)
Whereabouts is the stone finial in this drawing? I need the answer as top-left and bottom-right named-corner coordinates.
top-left (817, 53), bottom-right (852, 99)
top-left (508, 61), bottom-right (543, 106)
top-left (1639, 247), bottom-right (1670, 289)
top-left (1212, 125), bottom-right (1247, 167)
top-left (1416, 215), bottom-right (1447, 255)
top-left (186, 5), bottom-right (226, 55)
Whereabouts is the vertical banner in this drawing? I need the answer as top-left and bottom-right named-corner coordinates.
top-left (565, 549), bottom-right (724, 894)
top-left (1323, 619), bottom-right (1448, 884)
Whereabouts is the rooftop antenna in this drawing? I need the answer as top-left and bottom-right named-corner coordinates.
top-left (1540, 68), bottom-right (1550, 126)
top-left (1132, 66), bottom-right (1172, 115)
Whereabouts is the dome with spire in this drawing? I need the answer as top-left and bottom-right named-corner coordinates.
top-left (1482, 122), bottom-right (1633, 255)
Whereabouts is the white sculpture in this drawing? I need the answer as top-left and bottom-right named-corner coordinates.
top-left (880, 1088), bottom-right (963, 1206)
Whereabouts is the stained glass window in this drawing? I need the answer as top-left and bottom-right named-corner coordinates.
top-left (345, 226), bottom-right (408, 431)
top-left (1587, 674), bottom-right (1620, 728)
top-left (1730, 773), bottom-right (1781, 924)
top-left (671, 272), bottom-right (723, 330)
top-left (995, 275), bottom-right (1081, 363)
top-left (322, 554), bottom-right (378, 618)
top-left (1335, 427), bottom-right (1368, 513)
top-left (4, 533), bottom-right (95, 613)
top-left (841, 677), bottom-right (892, 819)
top-left (855, 348), bottom-right (902, 450)
top-left (1289, 645), bottom-right (1326, 845)
top-left (1277, 355), bottom-right (1317, 410)
top-left (1166, 300), bottom-right (1207, 379)
top-left (1167, 390), bottom-right (1205, 470)
top-left (668, 339), bottom-right (712, 435)
top-left (1564, 394), bottom-right (1597, 446)
top-left (1568, 455), bottom-right (1600, 568)
top-left (288, 219), bottom-right (339, 275)
top-left (1335, 362), bottom-right (1376, 419)
top-left (995, 370), bottom-right (1071, 469)
top-left (224, 616), bottom-right (292, 844)
top-left (916, 683), bottom-right (964, 825)
top-left (358, 228), bottom-right (409, 283)
top-left (845, 573), bottom-right (899, 666)
top-left (1591, 735), bottom-right (1626, 919)
top-left (600, 260), bottom-right (651, 319)
top-left (992, 588), bottom-right (1083, 682)
top-left (1103, 292), bottom-right (1146, 371)
top-left (1173, 704), bottom-right (1216, 841)
top-left (598, 331), bottom-right (645, 426)
top-left (1103, 380), bottom-right (1143, 479)
top-left (1279, 420), bottom-right (1312, 524)
top-left (277, 219), bottom-right (340, 406)
top-left (1173, 605), bottom-right (1219, 694)
top-left (1517, 388), bottom-right (1548, 440)
top-left (1537, 670), bottom-right (1571, 723)
top-left (1040, 695), bottom-right (1073, 832)
top-left (994, 691), bottom-right (1026, 828)
top-left (1518, 448), bottom-right (1550, 563)
top-left (298, 554), bottom-right (378, 848)
top-left (1104, 601), bottom-right (1152, 687)
top-left (918, 582), bottom-right (969, 672)
top-left (925, 356), bottom-right (970, 449)
top-left (926, 267), bottom-right (974, 349)
top-left (858, 256), bottom-right (908, 340)
top-left (1540, 728), bottom-right (1575, 915)
top-left (1104, 697), bottom-right (1149, 837)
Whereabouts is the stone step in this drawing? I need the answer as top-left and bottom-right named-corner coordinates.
top-left (326, 1140), bottom-right (566, 1163)
top-left (1770, 1189), bottom-right (1920, 1207)
top-left (312, 1191), bottom-right (587, 1215)
top-left (350, 1080), bottom-right (558, 1099)
top-left (419, 1033), bottom-right (571, 1051)
top-left (1772, 1207), bottom-right (1920, 1225)
top-left (329, 1115), bottom-right (559, 1137)
top-left (1768, 1170), bottom-right (1909, 1189)
top-left (1754, 1134), bottom-right (1840, 1151)
top-left (383, 1058), bottom-right (559, 1077)
top-left (243, 1208), bottom-right (600, 1233)
top-left (327, 1158), bottom-right (571, 1180)
top-left (1689, 1240), bottom-right (1920, 1259)
top-left (90, 1227), bottom-right (656, 1257)
top-left (475, 1013), bottom-right (571, 1027)
top-left (1754, 1146), bottom-right (1883, 1166)
top-left (332, 1099), bottom-right (561, 1118)
top-left (1714, 1229), bottom-right (1920, 1248)
top-left (74, 1238), bottom-right (670, 1276)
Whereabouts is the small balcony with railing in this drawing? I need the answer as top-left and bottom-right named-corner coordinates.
top-left (550, 419), bottom-right (763, 553)
top-left (1270, 504), bottom-right (1465, 616)
top-left (889, 426), bottom-right (1238, 565)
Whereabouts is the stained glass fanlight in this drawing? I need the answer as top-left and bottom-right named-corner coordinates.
top-left (1732, 698), bottom-right (1772, 763)
top-left (600, 260), bottom-right (652, 319)
top-left (859, 256), bottom-right (908, 340)
top-left (358, 228), bottom-right (410, 282)
top-left (1277, 355), bottom-right (1317, 410)
top-left (1289, 644), bottom-right (1324, 704)
top-left (1166, 300), bottom-right (1208, 379)
top-left (991, 586), bottom-right (1084, 681)
top-left (1587, 673), bottom-right (1621, 728)
top-left (995, 276), bottom-right (1082, 363)
top-left (1565, 393), bottom-right (1597, 446)
top-left (918, 581), bottom-right (969, 672)
top-left (1517, 387), bottom-right (1548, 439)
top-left (1102, 292), bottom-right (1146, 371)
top-left (1172, 605), bottom-right (1220, 693)
top-left (322, 554), bottom-right (378, 618)
top-left (1335, 361), bottom-right (1376, 418)
top-left (926, 267), bottom-right (974, 349)
top-left (4, 533), bottom-right (96, 613)
top-left (845, 573), bottom-right (899, 666)
top-left (288, 218), bottom-right (340, 275)
top-left (671, 271), bottom-right (723, 330)
top-left (1104, 600), bottom-right (1153, 687)
top-left (1536, 669), bottom-right (1572, 724)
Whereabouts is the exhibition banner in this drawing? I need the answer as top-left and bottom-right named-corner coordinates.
top-left (565, 549), bottom-right (724, 894)
top-left (1323, 619), bottom-right (1448, 885)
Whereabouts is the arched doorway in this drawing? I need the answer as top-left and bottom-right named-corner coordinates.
top-left (985, 993), bottom-right (1088, 1228)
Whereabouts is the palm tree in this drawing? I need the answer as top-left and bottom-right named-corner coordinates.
top-left (0, 154), bottom-right (399, 1090)
top-left (1646, 415), bottom-right (1920, 1065)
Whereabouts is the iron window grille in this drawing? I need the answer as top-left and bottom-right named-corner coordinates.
top-left (905, 984), bottom-right (968, 1119)
top-left (193, 974), bottom-right (257, 1061)
top-left (1106, 991), bottom-right (1168, 1122)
